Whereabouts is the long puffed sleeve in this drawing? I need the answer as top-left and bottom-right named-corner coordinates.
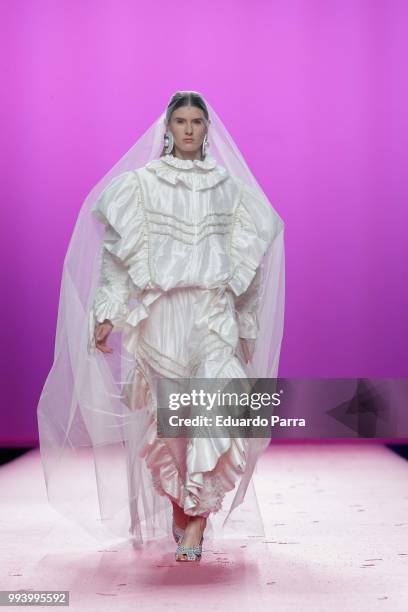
top-left (90, 170), bottom-right (150, 293)
top-left (87, 230), bottom-right (131, 353)
top-left (86, 170), bottom-right (142, 354)
top-left (93, 236), bottom-right (131, 327)
top-left (229, 182), bottom-right (282, 297)
top-left (228, 181), bottom-right (283, 342)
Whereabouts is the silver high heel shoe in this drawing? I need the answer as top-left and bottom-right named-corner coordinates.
top-left (175, 517), bottom-right (206, 562)
top-left (175, 534), bottom-right (204, 562)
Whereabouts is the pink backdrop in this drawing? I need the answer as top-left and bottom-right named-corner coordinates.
top-left (1, 0), bottom-right (407, 445)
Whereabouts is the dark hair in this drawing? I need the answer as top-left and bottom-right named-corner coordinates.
top-left (160, 91), bottom-right (209, 158)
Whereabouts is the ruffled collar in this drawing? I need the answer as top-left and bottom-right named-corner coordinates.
top-left (145, 153), bottom-right (229, 191)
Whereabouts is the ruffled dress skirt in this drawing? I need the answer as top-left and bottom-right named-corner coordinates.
top-left (122, 285), bottom-right (250, 519)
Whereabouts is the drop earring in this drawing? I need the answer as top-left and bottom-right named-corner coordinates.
top-left (164, 130), bottom-right (174, 154)
top-left (201, 133), bottom-right (209, 157)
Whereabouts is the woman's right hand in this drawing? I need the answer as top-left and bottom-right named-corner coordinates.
top-left (94, 319), bottom-right (114, 353)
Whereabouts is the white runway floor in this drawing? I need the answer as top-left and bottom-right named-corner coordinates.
top-left (0, 443), bottom-right (407, 611)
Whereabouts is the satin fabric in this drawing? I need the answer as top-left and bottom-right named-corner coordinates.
top-left (134, 286), bottom-right (249, 518)
top-left (87, 153), bottom-right (276, 524)
top-left (88, 153), bottom-right (277, 355)
top-left (37, 94), bottom-right (285, 544)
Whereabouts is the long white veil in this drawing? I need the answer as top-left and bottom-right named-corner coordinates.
top-left (37, 91), bottom-right (285, 544)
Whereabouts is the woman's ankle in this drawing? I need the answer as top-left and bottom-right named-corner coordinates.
top-left (184, 515), bottom-right (207, 535)
top-left (172, 501), bottom-right (189, 529)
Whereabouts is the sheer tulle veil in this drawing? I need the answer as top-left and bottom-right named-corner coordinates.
top-left (37, 91), bottom-right (285, 543)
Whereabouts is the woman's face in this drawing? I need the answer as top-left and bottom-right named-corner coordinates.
top-left (168, 105), bottom-right (209, 159)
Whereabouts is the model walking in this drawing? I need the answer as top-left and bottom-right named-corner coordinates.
top-left (37, 91), bottom-right (285, 563)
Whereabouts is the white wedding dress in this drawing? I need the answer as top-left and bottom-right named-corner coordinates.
top-left (87, 153), bottom-right (277, 524)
